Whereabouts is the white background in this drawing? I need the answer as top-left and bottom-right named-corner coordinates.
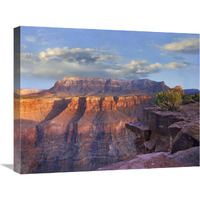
top-left (0, 0), bottom-right (199, 200)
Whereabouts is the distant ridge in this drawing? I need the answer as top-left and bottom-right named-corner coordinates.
top-left (184, 89), bottom-right (199, 94)
top-left (47, 77), bottom-right (170, 96)
top-left (14, 89), bottom-right (46, 95)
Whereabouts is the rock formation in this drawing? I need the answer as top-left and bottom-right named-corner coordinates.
top-left (18, 77), bottom-right (197, 173)
top-left (184, 89), bottom-right (199, 94)
top-left (14, 89), bottom-right (45, 95)
top-left (47, 77), bottom-right (169, 96)
top-left (14, 89), bottom-right (153, 173)
top-left (98, 146), bottom-right (199, 170)
top-left (125, 103), bottom-right (199, 159)
top-left (98, 103), bottom-right (199, 171)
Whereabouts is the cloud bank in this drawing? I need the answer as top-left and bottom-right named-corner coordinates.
top-left (21, 46), bottom-right (195, 81)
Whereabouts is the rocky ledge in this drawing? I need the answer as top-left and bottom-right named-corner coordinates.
top-left (98, 146), bottom-right (199, 170)
top-left (98, 103), bottom-right (199, 170)
top-left (126, 103), bottom-right (199, 154)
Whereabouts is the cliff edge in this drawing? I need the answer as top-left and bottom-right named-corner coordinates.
top-left (126, 103), bottom-right (199, 154)
top-left (98, 103), bottom-right (199, 170)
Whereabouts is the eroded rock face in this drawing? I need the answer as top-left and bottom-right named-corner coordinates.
top-left (14, 94), bottom-right (153, 173)
top-left (48, 77), bottom-right (169, 96)
top-left (126, 103), bottom-right (199, 155)
top-left (98, 146), bottom-right (199, 170)
top-left (15, 97), bottom-right (71, 122)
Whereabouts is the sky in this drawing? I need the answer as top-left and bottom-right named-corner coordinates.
top-left (20, 26), bottom-right (199, 89)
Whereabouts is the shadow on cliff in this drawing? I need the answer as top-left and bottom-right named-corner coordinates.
top-left (34, 98), bottom-right (71, 147)
top-left (64, 97), bottom-right (87, 171)
top-left (44, 98), bottom-right (71, 121)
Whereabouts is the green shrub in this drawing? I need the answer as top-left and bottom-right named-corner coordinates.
top-left (182, 99), bottom-right (191, 105)
top-left (182, 95), bottom-right (190, 100)
top-left (155, 90), bottom-right (182, 111)
top-left (182, 94), bottom-right (197, 104)
top-left (192, 93), bottom-right (199, 102)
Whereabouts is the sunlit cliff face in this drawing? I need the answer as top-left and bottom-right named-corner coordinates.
top-left (14, 77), bottom-right (170, 173)
top-left (14, 94), bottom-right (153, 173)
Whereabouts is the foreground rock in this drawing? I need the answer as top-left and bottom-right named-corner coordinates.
top-left (98, 102), bottom-right (199, 171)
top-left (125, 103), bottom-right (199, 154)
top-left (97, 146), bottom-right (199, 170)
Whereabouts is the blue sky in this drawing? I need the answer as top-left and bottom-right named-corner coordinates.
top-left (20, 26), bottom-right (199, 89)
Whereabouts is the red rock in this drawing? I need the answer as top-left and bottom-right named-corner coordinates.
top-left (14, 77), bottom-right (171, 173)
top-left (14, 93), bottom-right (153, 173)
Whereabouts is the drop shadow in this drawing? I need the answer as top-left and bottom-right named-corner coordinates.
top-left (1, 164), bottom-right (13, 170)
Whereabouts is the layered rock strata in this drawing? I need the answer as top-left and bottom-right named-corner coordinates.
top-left (14, 95), bottom-right (153, 173)
top-left (48, 77), bottom-right (169, 96)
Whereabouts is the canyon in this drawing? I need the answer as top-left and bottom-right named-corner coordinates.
top-left (15, 77), bottom-right (166, 173)
top-left (14, 94), bottom-right (152, 173)
top-left (14, 77), bottom-right (199, 173)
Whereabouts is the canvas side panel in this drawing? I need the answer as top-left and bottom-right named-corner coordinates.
top-left (14, 27), bottom-right (21, 173)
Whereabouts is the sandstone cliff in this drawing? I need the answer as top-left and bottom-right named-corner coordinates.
top-left (14, 89), bottom-right (45, 95)
top-left (14, 77), bottom-right (174, 173)
top-left (14, 94), bottom-right (153, 173)
top-left (47, 77), bottom-right (169, 96)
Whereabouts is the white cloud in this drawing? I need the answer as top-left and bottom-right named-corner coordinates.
top-left (165, 62), bottom-right (184, 70)
top-left (21, 47), bottom-right (120, 80)
top-left (107, 60), bottom-right (193, 79)
top-left (106, 60), bottom-right (162, 79)
top-left (37, 47), bottom-right (119, 64)
top-left (123, 60), bottom-right (162, 74)
top-left (164, 61), bottom-right (193, 70)
top-left (21, 46), bottom-right (196, 80)
top-left (158, 37), bottom-right (199, 54)
top-left (25, 36), bottom-right (36, 42)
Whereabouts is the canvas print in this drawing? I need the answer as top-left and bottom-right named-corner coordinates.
top-left (14, 26), bottom-right (199, 174)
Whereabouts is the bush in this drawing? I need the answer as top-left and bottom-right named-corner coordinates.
top-left (182, 94), bottom-right (190, 100)
top-left (182, 99), bottom-right (191, 105)
top-left (182, 94), bottom-right (198, 104)
top-left (155, 90), bottom-right (182, 111)
top-left (172, 86), bottom-right (184, 95)
top-left (192, 93), bottom-right (199, 102)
